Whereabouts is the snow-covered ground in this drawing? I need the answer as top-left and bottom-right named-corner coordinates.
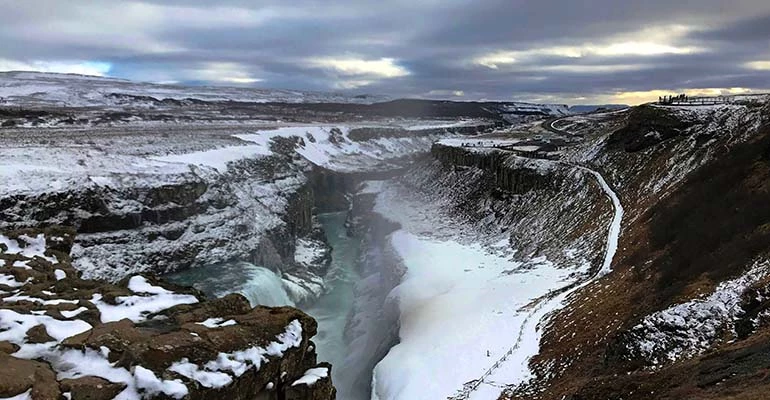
top-left (235, 126), bottom-right (448, 172)
top-left (0, 71), bottom-right (388, 107)
top-left (0, 123), bottom-right (460, 199)
top-left (368, 161), bottom-right (624, 399)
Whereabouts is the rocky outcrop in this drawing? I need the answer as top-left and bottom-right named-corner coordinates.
top-left (0, 227), bottom-right (335, 400)
top-left (347, 124), bottom-right (495, 142)
top-left (431, 143), bottom-right (559, 194)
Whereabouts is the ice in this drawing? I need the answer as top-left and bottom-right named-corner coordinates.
top-left (371, 231), bottom-right (574, 399)
top-left (291, 367), bottom-right (329, 386)
top-left (370, 164), bottom-right (624, 400)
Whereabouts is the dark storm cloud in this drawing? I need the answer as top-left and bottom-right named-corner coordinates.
top-left (1, 0), bottom-right (769, 103)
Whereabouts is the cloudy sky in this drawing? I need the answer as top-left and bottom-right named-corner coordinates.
top-left (1, 0), bottom-right (769, 104)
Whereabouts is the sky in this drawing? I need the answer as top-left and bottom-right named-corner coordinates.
top-left (1, 0), bottom-right (769, 105)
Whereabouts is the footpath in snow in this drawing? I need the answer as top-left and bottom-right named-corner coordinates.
top-left (369, 164), bottom-right (624, 400)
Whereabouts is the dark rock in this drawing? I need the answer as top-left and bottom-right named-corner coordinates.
top-left (25, 324), bottom-right (55, 344)
top-left (0, 341), bottom-right (19, 354)
top-left (60, 376), bottom-right (127, 400)
top-left (0, 353), bottom-right (60, 399)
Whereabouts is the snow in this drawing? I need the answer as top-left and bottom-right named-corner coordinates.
top-left (60, 307), bottom-right (89, 318)
top-left (291, 367), bottom-right (329, 386)
top-left (0, 71), bottom-right (389, 108)
top-left (370, 180), bottom-right (591, 400)
top-left (358, 180), bottom-right (387, 195)
top-left (1, 294), bottom-right (79, 306)
top-left (167, 320), bottom-right (303, 388)
top-left (294, 238), bottom-right (326, 266)
top-left (436, 138), bottom-right (522, 148)
top-left (133, 366), bottom-right (189, 399)
top-left (577, 167), bottom-right (624, 276)
top-left (53, 347), bottom-right (188, 400)
top-left (0, 274), bottom-right (29, 288)
top-left (235, 125), bottom-right (448, 172)
top-left (372, 230), bottom-right (575, 399)
top-left (0, 145), bottom-right (192, 197)
top-left (150, 145), bottom-right (271, 172)
top-left (91, 281), bottom-right (199, 323)
top-left (0, 390), bottom-right (31, 400)
top-left (0, 234), bottom-right (58, 263)
top-left (370, 164), bottom-right (624, 400)
top-left (127, 276), bottom-right (172, 295)
top-left (509, 145), bottom-right (542, 152)
top-left (168, 359), bottom-right (233, 388)
top-left (401, 120), bottom-right (477, 131)
top-left (54, 269), bottom-right (67, 281)
top-left (628, 262), bottom-right (770, 365)
top-left (503, 103), bottom-right (570, 116)
top-left (0, 309), bottom-right (92, 345)
top-left (195, 318), bottom-right (238, 328)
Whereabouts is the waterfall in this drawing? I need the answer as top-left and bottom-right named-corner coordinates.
top-left (237, 263), bottom-right (295, 307)
top-left (164, 261), bottom-right (294, 308)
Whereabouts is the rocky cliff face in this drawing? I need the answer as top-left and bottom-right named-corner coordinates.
top-left (0, 227), bottom-right (335, 400)
top-left (500, 103), bottom-right (770, 400)
top-left (420, 143), bottom-right (608, 267)
top-left (0, 147), bottom-right (323, 283)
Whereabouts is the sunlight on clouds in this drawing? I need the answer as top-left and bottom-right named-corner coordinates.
top-left (310, 57), bottom-right (409, 78)
top-left (192, 62), bottom-right (262, 84)
top-left (542, 64), bottom-right (643, 73)
top-left (0, 59), bottom-right (112, 76)
top-left (607, 88), bottom-right (754, 105)
top-left (308, 57), bottom-right (409, 88)
top-left (474, 25), bottom-right (702, 69)
top-left (427, 89), bottom-right (465, 97)
top-left (746, 61), bottom-right (770, 70)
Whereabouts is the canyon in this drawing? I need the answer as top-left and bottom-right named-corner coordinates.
top-left (2, 73), bottom-right (770, 400)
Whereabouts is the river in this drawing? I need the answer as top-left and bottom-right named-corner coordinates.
top-left (165, 211), bottom-right (365, 398)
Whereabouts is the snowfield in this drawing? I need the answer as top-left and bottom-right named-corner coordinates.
top-left (369, 161), bottom-right (624, 400)
top-left (0, 71), bottom-right (389, 107)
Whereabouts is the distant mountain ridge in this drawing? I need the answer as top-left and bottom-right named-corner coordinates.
top-left (0, 71), bottom-right (391, 107)
top-left (0, 71), bottom-right (609, 118)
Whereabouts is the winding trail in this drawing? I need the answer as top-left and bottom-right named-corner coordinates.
top-left (448, 164), bottom-right (624, 400)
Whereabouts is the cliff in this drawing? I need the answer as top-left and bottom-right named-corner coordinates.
top-left (0, 226), bottom-right (335, 400)
top-left (501, 103), bottom-right (770, 399)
